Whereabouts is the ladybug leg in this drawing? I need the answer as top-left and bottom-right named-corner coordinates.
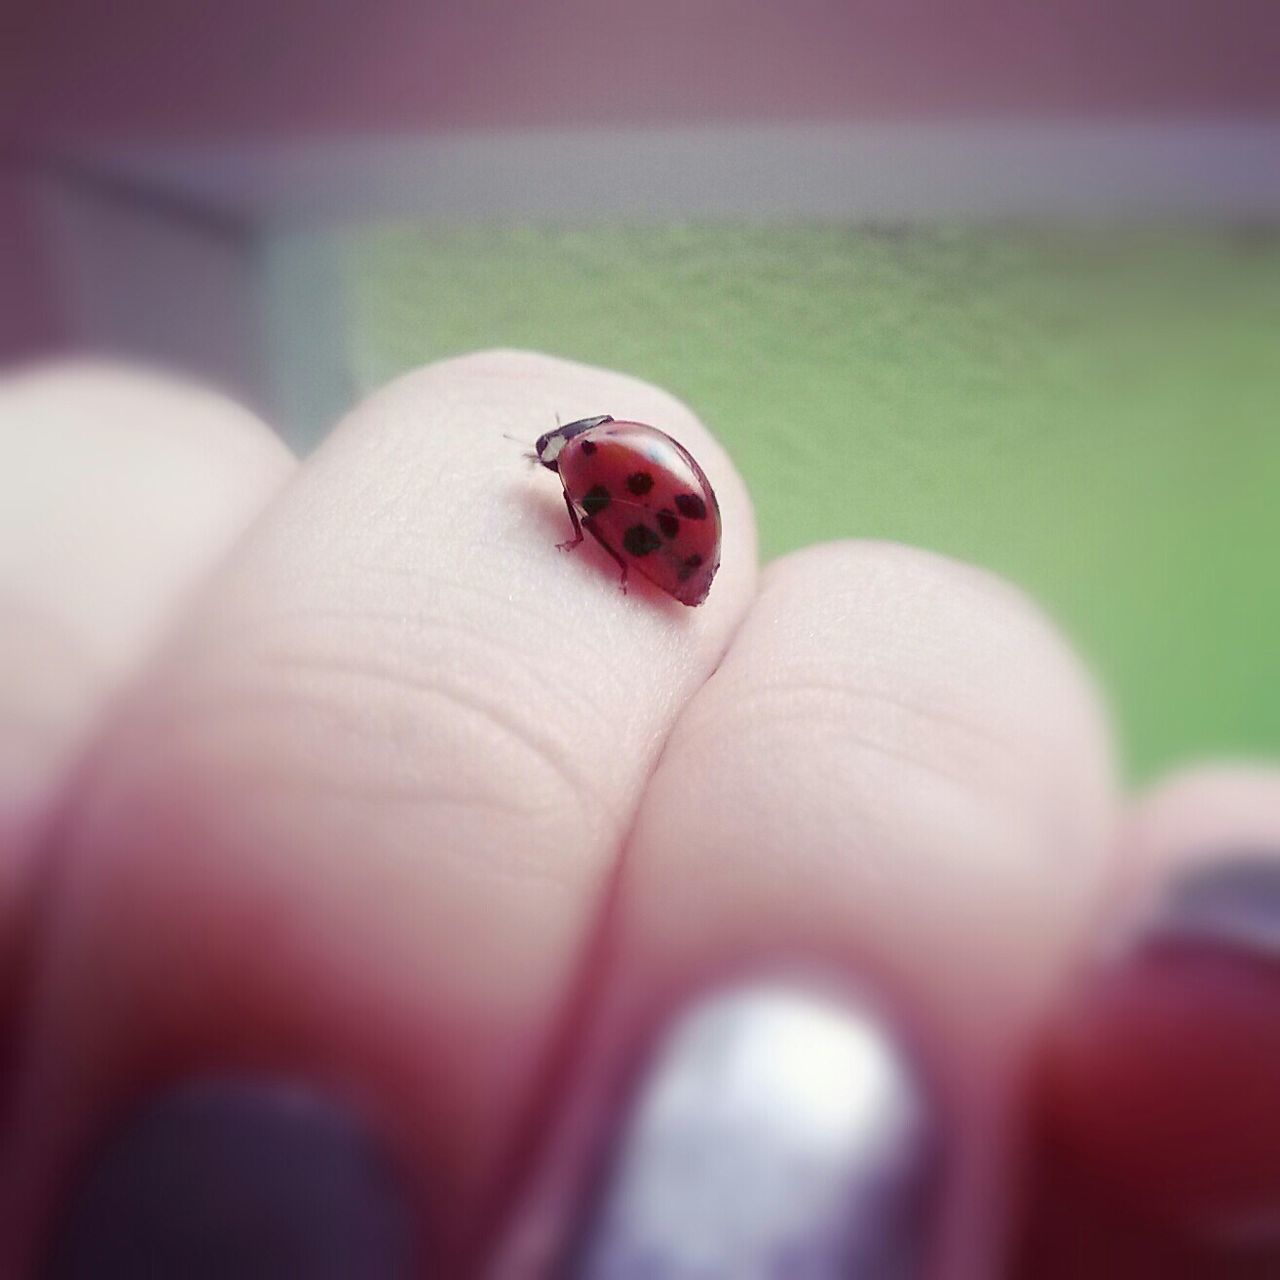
top-left (556, 493), bottom-right (585, 552)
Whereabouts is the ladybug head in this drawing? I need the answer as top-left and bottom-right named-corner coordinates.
top-left (533, 429), bottom-right (566, 471)
top-left (533, 415), bottom-right (613, 470)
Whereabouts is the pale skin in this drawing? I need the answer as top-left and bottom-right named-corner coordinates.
top-left (0, 351), bottom-right (1276, 1275)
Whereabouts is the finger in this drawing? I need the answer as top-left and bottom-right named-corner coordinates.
top-left (1017, 766), bottom-right (1280, 1278)
top-left (517, 542), bottom-right (1116, 1278)
top-left (0, 361), bottom-right (292, 1000)
top-left (0, 351), bottom-right (755, 1272)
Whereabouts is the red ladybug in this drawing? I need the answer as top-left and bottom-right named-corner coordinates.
top-left (533, 415), bottom-right (722, 606)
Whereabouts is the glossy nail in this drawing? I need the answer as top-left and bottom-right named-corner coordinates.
top-left (1140, 854), bottom-right (1280, 959)
top-left (45, 1077), bottom-right (418, 1280)
top-left (1017, 857), bottom-right (1280, 1274)
top-left (573, 983), bottom-right (940, 1279)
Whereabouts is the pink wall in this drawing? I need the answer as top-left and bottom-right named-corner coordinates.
top-left (3, 0), bottom-right (1277, 369)
top-left (7, 0), bottom-right (1280, 147)
top-left (0, 176), bottom-right (65, 360)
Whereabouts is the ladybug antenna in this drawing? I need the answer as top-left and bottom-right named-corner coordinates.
top-left (501, 432), bottom-right (540, 464)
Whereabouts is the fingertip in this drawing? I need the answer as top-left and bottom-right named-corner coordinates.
top-left (0, 356), bottom-right (294, 948)
top-left (1115, 763), bottom-right (1280, 890)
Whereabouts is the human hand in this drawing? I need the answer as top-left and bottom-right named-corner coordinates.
top-left (2, 353), bottom-right (1277, 1277)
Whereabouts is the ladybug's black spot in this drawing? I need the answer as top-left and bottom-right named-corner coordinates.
top-left (657, 510), bottom-right (680, 540)
top-left (580, 484), bottom-right (611, 517)
top-left (623, 524), bottom-right (662, 557)
top-left (626, 471), bottom-right (655, 496)
top-left (675, 493), bottom-right (707, 520)
top-left (677, 552), bottom-right (704, 583)
top-left (579, 439), bottom-right (597, 456)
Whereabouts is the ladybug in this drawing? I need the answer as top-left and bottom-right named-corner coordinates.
top-left (532, 415), bottom-right (722, 606)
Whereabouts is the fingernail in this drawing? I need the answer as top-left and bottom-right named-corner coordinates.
top-left (1139, 854), bottom-right (1280, 960)
top-left (1018, 857), bottom-right (1280, 1270)
top-left (46, 1078), bottom-right (418, 1279)
top-left (573, 983), bottom-right (941, 1279)
top-left (1119, 855), bottom-right (1280, 1231)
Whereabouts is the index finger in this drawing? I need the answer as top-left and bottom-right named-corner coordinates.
top-left (2, 351), bottom-right (756, 1270)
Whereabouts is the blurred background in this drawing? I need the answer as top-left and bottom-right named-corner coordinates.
top-left (2, 0), bottom-right (1278, 780)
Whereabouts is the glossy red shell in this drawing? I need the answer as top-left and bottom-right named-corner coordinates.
top-left (550, 419), bottom-right (722, 606)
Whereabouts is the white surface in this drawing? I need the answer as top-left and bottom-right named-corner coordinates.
top-left (87, 121), bottom-right (1280, 224)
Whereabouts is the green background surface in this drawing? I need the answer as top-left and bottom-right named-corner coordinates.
top-left (337, 224), bottom-right (1280, 780)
